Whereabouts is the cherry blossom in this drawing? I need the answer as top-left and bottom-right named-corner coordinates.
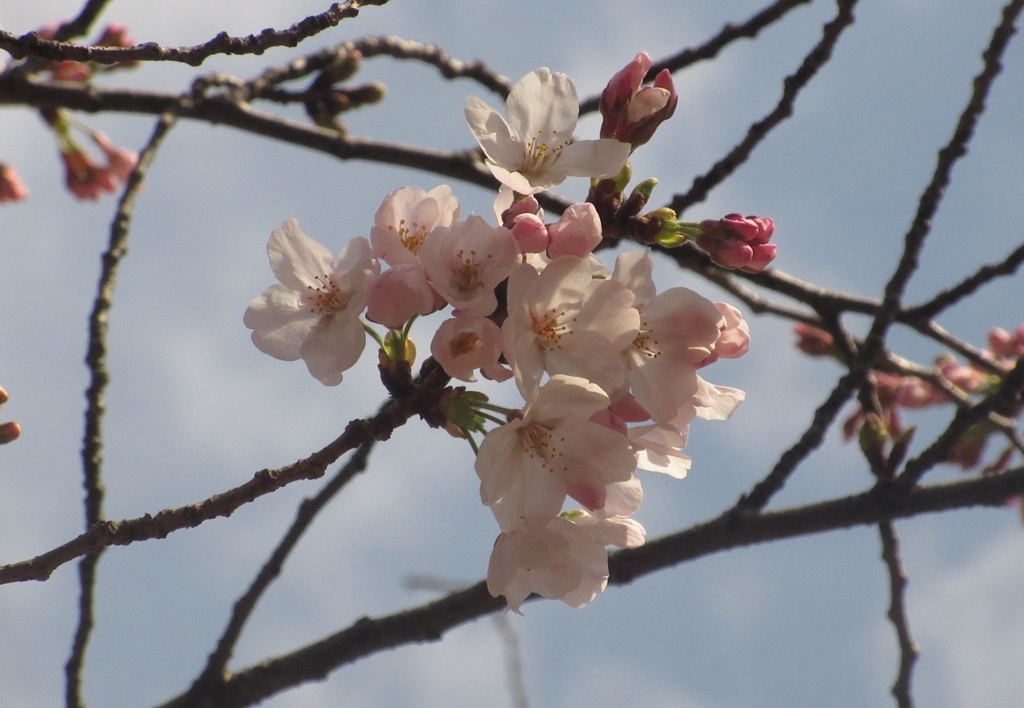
top-left (475, 375), bottom-right (638, 531)
top-left (486, 511), bottom-right (645, 612)
top-left (612, 250), bottom-right (724, 423)
top-left (465, 67), bottom-right (630, 195)
top-left (419, 215), bottom-right (519, 317)
top-left (503, 256), bottom-right (639, 396)
top-left (243, 219), bottom-right (379, 385)
top-left (430, 315), bottom-right (512, 383)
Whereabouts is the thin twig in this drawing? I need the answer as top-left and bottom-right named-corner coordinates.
top-left (191, 441), bottom-right (376, 690)
top-left (668, 0), bottom-right (858, 215)
top-left (0, 2), bottom-right (389, 67)
top-left (0, 365), bottom-right (450, 586)
top-left (902, 240), bottom-right (1024, 323)
top-left (879, 521), bottom-right (918, 708)
top-left (64, 108), bottom-right (180, 708)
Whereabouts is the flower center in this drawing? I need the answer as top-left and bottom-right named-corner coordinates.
top-left (449, 331), bottom-right (483, 358)
top-left (632, 321), bottom-right (659, 359)
top-left (388, 218), bottom-right (429, 254)
top-left (531, 307), bottom-right (574, 350)
top-left (306, 274), bottom-right (348, 315)
top-left (524, 130), bottom-right (568, 174)
top-left (453, 248), bottom-right (484, 296)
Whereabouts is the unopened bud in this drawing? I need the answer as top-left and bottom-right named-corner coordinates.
top-left (0, 421), bottom-right (20, 445)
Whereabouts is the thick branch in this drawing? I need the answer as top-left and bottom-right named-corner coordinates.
top-left (159, 466), bottom-right (1024, 708)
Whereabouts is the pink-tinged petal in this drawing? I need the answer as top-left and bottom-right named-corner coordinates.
top-left (547, 203), bottom-right (602, 258)
top-left (612, 249), bottom-right (657, 308)
top-left (476, 423), bottom-right (525, 507)
top-left (692, 377), bottom-right (746, 420)
top-left (599, 476), bottom-right (644, 517)
top-left (267, 219), bottom-right (335, 291)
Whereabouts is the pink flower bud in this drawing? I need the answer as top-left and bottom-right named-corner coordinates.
top-left (92, 132), bottom-right (138, 182)
top-left (599, 52), bottom-right (678, 148)
top-left (61, 145), bottom-right (117, 200)
top-left (0, 421), bottom-right (20, 445)
top-left (696, 214), bottom-right (777, 273)
top-left (509, 213), bottom-right (549, 253)
top-left (500, 194), bottom-right (541, 227)
top-left (988, 325), bottom-right (1024, 359)
top-left (547, 203), bottom-right (602, 258)
top-left (793, 323), bottom-right (836, 357)
top-left (0, 165), bottom-right (29, 203)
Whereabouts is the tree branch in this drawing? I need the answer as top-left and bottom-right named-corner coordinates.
top-left (0, 1), bottom-right (389, 67)
top-left (159, 466), bottom-right (1024, 708)
top-left (0, 364), bottom-right (449, 586)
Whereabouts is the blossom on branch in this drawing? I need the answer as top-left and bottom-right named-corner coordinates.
top-left (475, 375), bottom-right (638, 531)
top-left (486, 510), bottom-right (646, 612)
top-left (243, 219), bottom-right (379, 385)
top-left (465, 67), bottom-right (630, 195)
top-left (696, 214), bottom-right (777, 273)
top-left (599, 51), bottom-right (678, 149)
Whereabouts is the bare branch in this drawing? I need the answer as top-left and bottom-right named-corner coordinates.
top-left (191, 441), bottom-right (376, 691)
top-left (0, 2), bottom-right (389, 67)
top-left (158, 466), bottom-right (1024, 708)
top-left (879, 521), bottom-right (918, 708)
top-left (65, 107), bottom-right (181, 708)
top-left (0, 364), bottom-right (450, 586)
top-left (668, 0), bottom-right (858, 216)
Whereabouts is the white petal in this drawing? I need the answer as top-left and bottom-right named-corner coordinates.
top-left (267, 219), bottom-right (334, 291)
top-left (465, 96), bottom-right (524, 168)
top-left (299, 314), bottom-right (366, 386)
top-left (556, 139), bottom-right (630, 178)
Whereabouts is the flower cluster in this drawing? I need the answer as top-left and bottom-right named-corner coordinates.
top-left (246, 59), bottom-right (766, 610)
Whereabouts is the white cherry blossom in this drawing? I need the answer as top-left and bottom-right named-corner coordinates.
top-left (475, 375), bottom-right (638, 531)
top-left (503, 256), bottom-right (639, 397)
top-left (465, 67), bottom-right (630, 195)
top-left (243, 219), bottom-right (378, 385)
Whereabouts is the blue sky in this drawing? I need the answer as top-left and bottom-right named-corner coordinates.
top-left (2, 1), bottom-right (1023, 706)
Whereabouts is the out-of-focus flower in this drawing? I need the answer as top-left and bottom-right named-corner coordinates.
top-left (696, 214), bottom-right (777, 273)
top-left (0, 386), bottom-right (20, 445)
top-left (599, 51), bottom-right (678, 149)
top-left (0, 165), bottom-right (29, 203)
top-left (243, 219), bottom-right (379, 385)
top-left (793, 322), bottom-right (836, 357)
top-left (61, 144), bottom-right (117, 200)
top-left (988, 325), bottom-right (1024, 359)
top-left (486, 510), bottom-right (645, 612)
top-left (465, 67), bottom-right (630, 195)
top-left (92, 132), bottom-right (137, 183)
